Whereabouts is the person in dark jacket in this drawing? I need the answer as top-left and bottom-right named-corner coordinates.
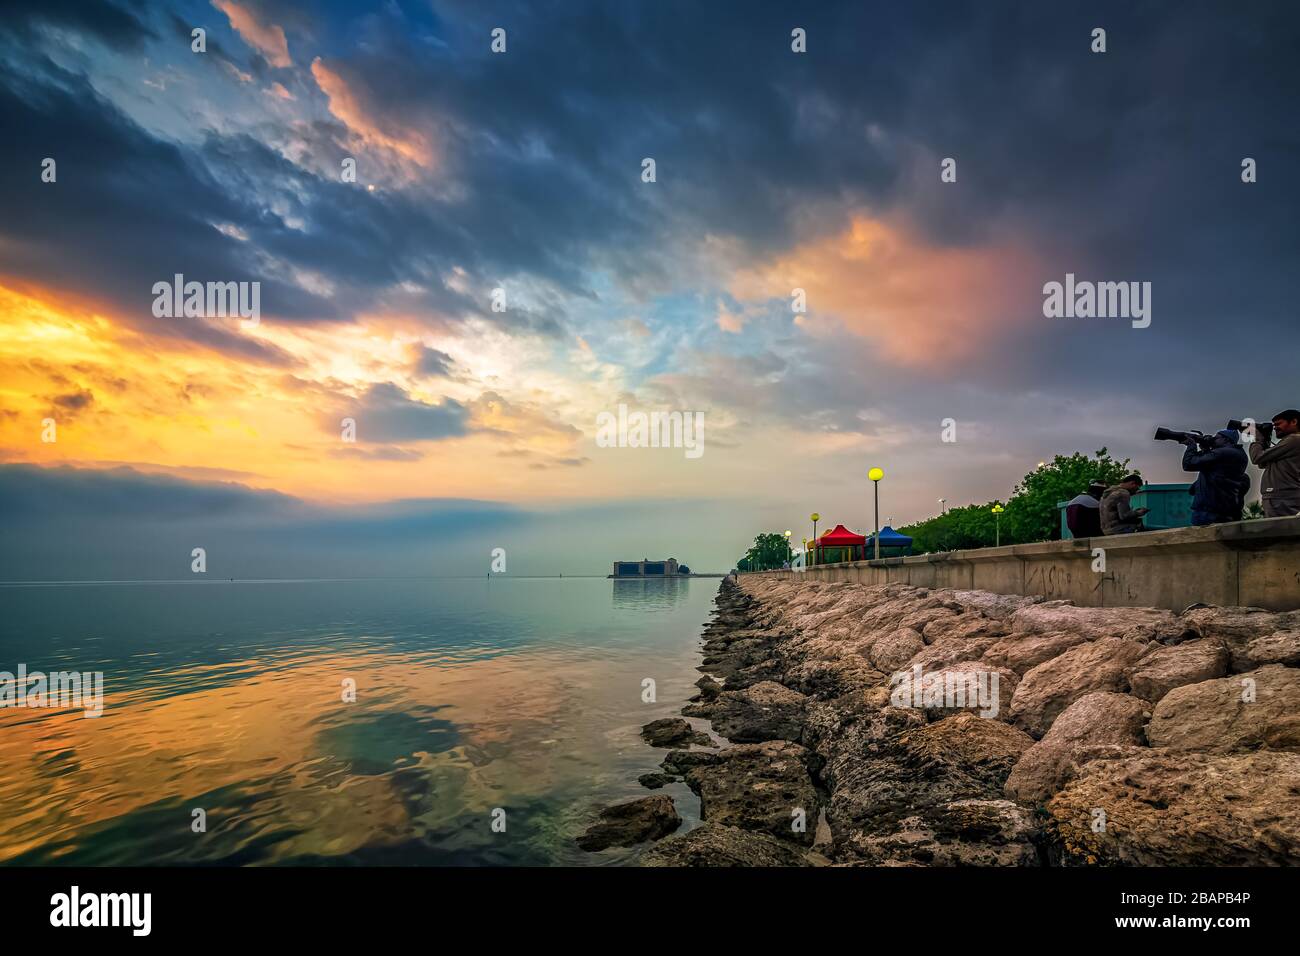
top-left (1182, 429), bottom-right (1250, 525)
top-left (1064, 481), bottom-right (1107, 538)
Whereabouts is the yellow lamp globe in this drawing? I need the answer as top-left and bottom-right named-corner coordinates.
top-left (868, 467), bottom-right (884, 482)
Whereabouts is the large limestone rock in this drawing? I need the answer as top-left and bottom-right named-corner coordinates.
top-left (1005, 692), bottom-right (1150, 804)
top-left (1046, 750), bottom-right (1300, 865)
top-left (1181, 606), bottom-right (1300, 672)
top-left (684, 740), bottom-right (820, 845)
top-left (848, 799), bottom-right (1042, 866)
top-left (889, 661), bottom-right (1018, 722)
top-left (950, 590), bottom-right (1044, 620)
top-left (1124, 639), bottom-right (1229, 703)
top-left (576, 795), bottom-right (681, 851)
top-left (1146, 664), bottom-right (1300, 751)
top-left (781, 655), bottom-right (885, 700)
top-left (660, 749), bottom-right (722, 776)
top-left (640, 822), bottom-right (810, 866)
top-left (698, 681), bottom-right (807, 744)
top-left (640, 717), bottom-right (714, 748)
top-left (868, 627), bottom-right (926, 673)
top-left (980, 631), bottom-right (1090, 675)
top-left (921, 611), bottom-right (1009, 645)
top-left (1010, 602), bottom-right (1187, 643)
top-left (1009, 637), bottom-right (1149, 738)
top-left (1246, 630), bottom-right (1300, 667)
top-left (907, 636), bottom-right (1000, 671)
top-left (826, 713), bottom-right (1034, 847)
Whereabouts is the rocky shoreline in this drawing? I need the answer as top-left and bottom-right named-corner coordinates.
top-left (580, 576), bottom-right (1300, 865)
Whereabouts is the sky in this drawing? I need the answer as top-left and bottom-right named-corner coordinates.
top-left (1, 0), bottom-right (1298, 578)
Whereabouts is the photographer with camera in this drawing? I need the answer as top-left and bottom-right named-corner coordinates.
top-left (1181, 428), bottom-right (1250, 525)
top-left (1100, 475), bottom-right (1151, 535)
top-left (1247, 409), bottom-right (1300, 517)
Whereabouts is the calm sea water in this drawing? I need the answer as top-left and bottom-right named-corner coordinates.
top-left (0, 577), bottom-right (716, 866)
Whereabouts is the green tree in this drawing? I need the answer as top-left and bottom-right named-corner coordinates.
top-left (735, 531), bottom-right (792, 571)
top-left (899, 500), bottom-right (1005, 553)
top-left (1004, 448), bottom-right (1132, 543)
top-left (898, 448), bottom-right (1133, 553)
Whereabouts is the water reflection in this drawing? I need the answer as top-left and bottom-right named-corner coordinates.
top-left (0, 578), bottom-right (714, 865)
top-left (610, 576), bottom-right (689, 610)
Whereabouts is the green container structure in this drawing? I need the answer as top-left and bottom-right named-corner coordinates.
top-left (1057, 482), bottom-right (1193, 539)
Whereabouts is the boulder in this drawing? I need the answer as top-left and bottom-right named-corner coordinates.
top-left (1009, 637), bottom-right (1149, 738)
top-left (1046, 750), bottom-right (1300, 865)
top-left (660, 750), bottom-right (722, 776)
top-left (640, 822), bottom-right (810, 866)
top-left (576, 795), bottom-right (681, 851)
top-left (1005, 692), bottom-right (1150, 804)
top-left (826, 713), bottom-right (1034, 848)
top-left (703, 680), bottom-right (807, 744)
top-left (1246, 630), bottom-right (1300, 667)
top-left (684, 740), bottom-right (820, 845)
top-left (868, 627), bottom-right (926, 673)
top-left (907, 636), bottom-right (1000, 672)
top-left (1146, 664), bottom-right (1300, 751)
top-left (921, 611), bottom-right (1009, 645)
top-left (980, 631), bottom-right (1090, 675)
top-left (1124, 639), bottom-right (1229, 703)
top-left (781, 656), bottom-right (886, 700)
top-left (640, 717), bottom-right (714, 748)
top-left (950, 590), bottom-right (1044, 620)
top-left (1181, 606), bottom-right (1300, 672)
top-left (848, 799), bottom-right (1042, 866)
top-left (638, 772), bottom-right (680, 790)
top-left (889, 662), bottom-right (1018, 721)
top-left (897, 607), bottom-right (961, 638)
top-left (1009, 602), bottom-right (1186, 643)
top-left (694, 675), bottom-right (723, 700)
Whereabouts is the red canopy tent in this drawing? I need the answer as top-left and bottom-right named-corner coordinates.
top-left (812, 524), bottom-right (867, 564)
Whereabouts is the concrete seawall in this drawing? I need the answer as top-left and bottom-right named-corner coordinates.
top-left (743, 517), bottom-right (1300, 611)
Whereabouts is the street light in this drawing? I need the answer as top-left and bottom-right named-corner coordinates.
top-left (810, 512), bottom-right (820, 566)
top-left (938, 497), bottom-right (947, 514)
top-left (991, 504), bottom-right (1005, 547)
top-left (868, 467), bottom-right (884, 560)
top-left (784, 530), bottom-right (792, 566)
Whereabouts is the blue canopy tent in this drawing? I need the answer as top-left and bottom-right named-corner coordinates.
top-left (866, 526), bottom-right (913, 558)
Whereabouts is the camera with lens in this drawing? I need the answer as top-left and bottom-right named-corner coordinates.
top-left (1153, 427), bottom-right (1214, 447)
top-left (1227, 419), bottom-right (1273, 440)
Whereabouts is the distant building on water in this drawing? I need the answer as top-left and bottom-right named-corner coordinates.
top-left (610, 558), bottom-right (688, 577)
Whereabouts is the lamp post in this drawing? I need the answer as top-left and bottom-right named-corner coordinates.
top-left (783, 530), bottom-right (792, 568)
top-left (810, 513), bottom-right (820, 567)
top-left (991, 504), bottom-right (1004, 547)
top-left (868, 467), bottom-right (884, 560)
top-left (938, 498), bottom-right (947, 515)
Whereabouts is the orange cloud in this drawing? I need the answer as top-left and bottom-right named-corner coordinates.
top-left (728, 214), bottom-right (1040, 366)
top-left (213, 0), bottom-right (292, 68)
top-left (311, 57), bottom-right (434, 168)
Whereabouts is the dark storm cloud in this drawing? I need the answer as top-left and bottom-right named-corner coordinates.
top-left (2, 0), bottom-right (157, 52)
top-left (415, 346), bottom-right (456, 378)
top-left (0, 464), bottom-right (299, 522)
top-left (0, 61), bottom-right (328, 362)
top-left (0, 464), bottom-right (529, 579)
top-left (340, 383), bottom-right (470, 443)
top-left (1, 0), bottom-right (1297, 396)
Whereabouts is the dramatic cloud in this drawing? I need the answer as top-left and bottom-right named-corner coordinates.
top-left (2, 0), bottom-right (1298, 553)
top-left (341, 383), bottom-right (469, 444)
top-left (213, 0), bottom-right (292, 68)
